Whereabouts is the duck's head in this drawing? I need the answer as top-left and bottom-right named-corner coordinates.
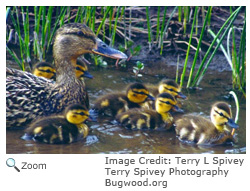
top-left (210, 102), bottom-right (239, 132)
top-left (32, 62), bottom-right (56, 79)
top-left (53, 23), bottom-right (127, 65)
top-left (64, 104), bottom-right (89, 125)
top-left (127, 83), bottom-right (155, 104)
top-left (75, 57), bottom-right (93, 79)
top-left (158, 79), bottom-right (187, 99)
top-left (155, 92), bottom-right (183, 114)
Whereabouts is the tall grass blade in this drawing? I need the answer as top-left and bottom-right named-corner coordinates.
top-left (229, 91), bottom-right (239, 123)
top-left (191, 6), bottom-right (242, 87)
top-left (96, 6), bottom-right (112, 36)
top-left (187, 6), bottom-right (211, 88)
top-left (146, 6), bottom-right (152, 50)
top-left (180, 6), bottom-right (198, 88)
top-left (160, 6), bottom-right (177, 55)
top-left (111, 6), bottom-right (121, 46)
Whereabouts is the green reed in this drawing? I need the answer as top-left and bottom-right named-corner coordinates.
top-left (160, 6), bottom-right (177, 55)
top-left (146, 6), bottom-right (152, 49)
top-left (229, 91), bottom-right (239, 123)
top-left (180, 6), bottom-right (198, 88)
top-left (110, 6), bottom-right (121, 46)
top-left (187, 6), bottom-right (212, 88)
top-left (156, 6), bottom-right (161, 42)
top-left (190, 6), bottom-right (242, 87)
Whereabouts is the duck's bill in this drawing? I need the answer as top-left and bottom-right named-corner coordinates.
top-left (83, 71), bottom-right (93, 79)
top-left (177, 92), bottom-right (187, 99)
top-left (172, 105), bottom-right (184, 113)
top-left (92, 38), bottom-right (128, 60)
top-left (227, 118), bottom-right (239, 129)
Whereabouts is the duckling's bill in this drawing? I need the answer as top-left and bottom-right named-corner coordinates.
top-left (92, 38), bottom-right (127, 59)
top-left (82, 71), bottom-right (93, 79)
top-left (227, 118), bottom-right (239, 129)
top-left (177, 92), bottom-right (187, 99)
top-left (172, 105), bottom-right (184, 113)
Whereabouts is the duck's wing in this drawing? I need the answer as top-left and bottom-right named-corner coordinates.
top-left (6, 67), bottom-right (54, 128)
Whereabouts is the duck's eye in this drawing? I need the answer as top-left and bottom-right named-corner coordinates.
top-left (77, 31), bottom-right (84, 36)
top-left (219, 112), bottom-right (224, 117)
top-left (165, 101), bottom-right (170, 104)
top-left (79, 112), bottom-right (84, 116)
top-left (45, 69), bottom-right (52, 73)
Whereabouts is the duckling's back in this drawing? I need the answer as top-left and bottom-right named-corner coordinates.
top-left (116, 108), bottom-right (168, 130)
top-left (25, 116), bottom-right (82, 144)
top-left (93, 93), bottom-right (141, 117)
top-left (175, 115), bottom-right (233, 145)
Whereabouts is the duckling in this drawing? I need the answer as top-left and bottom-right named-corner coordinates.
top-left (175, 102), bottom-right (239, 145)
top-left (147, 79), bottom-right (187, 99)
top-left (24, 104), bottom-right (89, 144)
top-left (32, 58), bottom-right (93, 80)
top-left (32, 62), bottom-right (56, 80)
top-left (116, 92), bottom-right (183, 130)
top-left (6, 23), bottom-right (127, 128)
top-left (92, 83), bottom-right (155, 117)
top-left (75, 57), bottom-right (93, 80)
top-left (143, 79), bottom-right (187, 110)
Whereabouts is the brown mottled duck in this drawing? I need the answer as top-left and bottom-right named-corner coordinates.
top-left (116, 92), bottom-right (183, 130)
top-left (23, 104), bottom-right (89, 144)
top-left (6, 23), bottom-right (127, 128)
top-left (175, 102), bottom-right (239, 145)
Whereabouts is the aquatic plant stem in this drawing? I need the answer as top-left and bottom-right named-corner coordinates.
top-left (180, 6), bottom-right (198, 88)
top-left (191, 6), bottom-right (242, 87)
top-left (187, 6), bottom-right (211, 88)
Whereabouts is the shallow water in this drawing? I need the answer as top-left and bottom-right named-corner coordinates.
top-left (6, 63), bottom-right (246, 154)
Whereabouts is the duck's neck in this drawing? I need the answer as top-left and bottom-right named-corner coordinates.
top-left (54, 57), bottom-right (77, 84)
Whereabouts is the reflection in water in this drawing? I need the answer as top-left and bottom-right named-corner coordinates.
top-left (6, 64), bottom-right (246, 154)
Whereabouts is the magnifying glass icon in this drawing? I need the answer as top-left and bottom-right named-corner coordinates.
top-left (6, 158), bottom-right (20, 172)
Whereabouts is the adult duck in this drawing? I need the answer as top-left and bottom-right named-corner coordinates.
top-left (6, 23), bottom-right (127, 128)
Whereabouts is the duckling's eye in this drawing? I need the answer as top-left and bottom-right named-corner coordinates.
top-left (45, 69), bottom-right (52, 73)
top-left (165, 101), bottom-right (170, 104)
top-left (215, 110), bottom-right (224, 117)
top-left (77, 31), bottom-right (84, 36)
top-left (79, 112), bottom-right (84, 116)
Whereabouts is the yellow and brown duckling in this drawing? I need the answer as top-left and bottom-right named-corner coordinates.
top-left (6, 23), bottom-right (127, 128)
top-left (32, 62), bottom-right (56, 80)
top-left (175, 102), bottom-right (239, 145)
top-left (32, 58), bottom-right (93, 80)
top-left (147, 79), bottom-right (187, 99)
top-left (116, 92), bottom-right (183, 130)
top-left (23, 104), bottom-right (89, 144)
top-left (75, 57), bottom-right (93, 80)
top-left (144, 79), bottom-right (187, 110)
top-left (92, 82), bottom-right (155, 118)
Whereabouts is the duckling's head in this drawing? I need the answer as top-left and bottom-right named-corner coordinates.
top-left (75, 58), bottom-right (93, 79)
top-left (32, 62), bottom-right (56, 79)
top-left (64, 104), bottom-right (89, 125)
top-left (158, 79), bottom-right (187, 99)
top-left (127, 83), bottom-right (155, 104)
top-left (155, 93), bottom-right (183, 114)
top-left (53, 23), bottom-right (127, 65)
top-left (210, 102), bottom-right (239, 132)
